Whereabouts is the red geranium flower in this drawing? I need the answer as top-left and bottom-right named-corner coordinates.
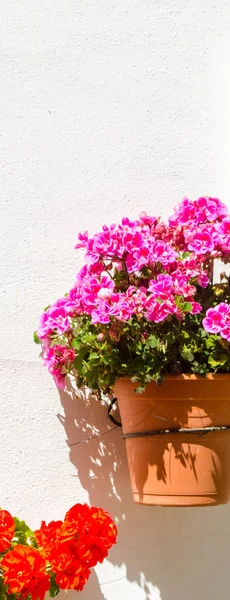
top-left (77, 534), bottom-right (108, 566)
top-left (55, 562), bottom-right (90, 591)
top-left (49, 540), bottom-right (90, 591)
top-left (63, 503), bottom-right (92, 537)
top-left (48, 540), bottom-right (76, 573)
top-left (90, 507), bottom-right (118, 549)
top-left (0, 510), bottom-right (15, 553)
top-left (1, 544), bottom-right (50, 600)
top-left (23, 572), bottom-right (50, 600)
top-left (34, 520), bottom-right (63, 557)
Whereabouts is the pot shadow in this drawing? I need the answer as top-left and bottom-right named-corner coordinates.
top-left (57, 378), bottom-right (230, 600)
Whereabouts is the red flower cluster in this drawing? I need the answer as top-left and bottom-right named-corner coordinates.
top-left (0, 504), bottom-right (117, 598)
top-left (1, 545), bottom-right (50, 600)
top-left (35, 503), bottom-right (117, 591)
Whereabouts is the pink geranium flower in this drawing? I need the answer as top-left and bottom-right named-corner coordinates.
top-left (75, 231), bottom-right (89, 249)
top-left (203, 303), bottom-right (229, 334)
top-left (37, 306), bottom-right (70, 339)
top-left (186, 229), bottom-right (214, 254)
top-left (126, 245), bottom-right (150, 273)
top-left (216, 218), bottom-right (230, 236)
top-left (196, 197), bottom-right (227, 221)
top-left (197, 272), bottom-right (210, 288)
top-left (145, 297), bottom-right (176, 322)
top-left (46, 307), bottom-right (70, 334)
top-left (91, 301), bottom-right (111, 324)
top-left (190, 302), bottom-right (202, 314)
top-left (148, 275), bottom-right (173, 299)
top-left (152, 241), bottom-right (178, 265)
top-left (169, 198), bottom-right (196, 226)
top-left (169, 196), bottom-right (227, 227)
top-left (43, 346), bottom-right (75, 388)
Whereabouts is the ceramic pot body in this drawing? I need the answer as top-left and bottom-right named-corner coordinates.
top-left (114, 375), bottom-right (230, 506)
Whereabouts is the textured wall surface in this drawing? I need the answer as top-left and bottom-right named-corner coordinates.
top-left (1, 1), bottom-right (230, 599)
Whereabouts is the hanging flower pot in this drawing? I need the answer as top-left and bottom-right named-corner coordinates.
top-left (114, 375), bottom-right (230, 506)
top-left (35, 196), bottom-right (230, 507)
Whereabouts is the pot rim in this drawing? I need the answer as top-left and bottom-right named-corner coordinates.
top-left (115, 373), bottom-right (230, 381)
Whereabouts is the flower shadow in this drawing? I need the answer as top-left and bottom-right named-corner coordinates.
top-left (57, 377), bottom-right (230, 600)
top-left (57, 377), bottom-right (163, 599)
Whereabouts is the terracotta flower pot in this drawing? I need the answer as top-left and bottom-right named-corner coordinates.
top-left (114, 375), bottom-right (230, 507)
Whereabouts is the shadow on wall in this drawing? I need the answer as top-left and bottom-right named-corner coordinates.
top-left (57, 378), bottom-right (230, 600)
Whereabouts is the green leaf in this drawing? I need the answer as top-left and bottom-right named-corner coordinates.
top-left (13, 517), bottom-right (36, 546)
top-left (0, 576), bottom-right (7, 600)
top-left (205, 336), bottom-right (218, 349)
top-left (89, 352), bottom-right (99, 360)
top-left (72, 338), bottom-right (80, 348)
top-left (200, 328), bottom-right (208, 338)
top-left (49, 575), bottom-right (60, 598)
top-left (208, 353), bottom-right (229, 368)
top-left (175, 295), bottom-right (183, 307)
top-left (136, 341), bottom-right (143, 353)
top-left (33, 331), bottom-right (40, 344)
top-left (181, 348), bottom-right (194, 362)
top-left (181, 332), bottom-right (190, 340)
top-left (146, 335), bottom-right (159, 349)
top-left (135, 386), bottom-right (145, 394)
top-left (74, 348), bottom-right (89, 370)
top-left (192, 361), bottom-right (208, 375)
top-left (182, 302), bottom-right (192, 312)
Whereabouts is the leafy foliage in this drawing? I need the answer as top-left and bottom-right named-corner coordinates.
top-left (65, 285), bottom-right (230, 393)
top-left (13, 517), bottom-right (37, 548)
top-left (35, 197), bottom-right (230, 393)
top-left (0, 577), bottom-right (7, 600)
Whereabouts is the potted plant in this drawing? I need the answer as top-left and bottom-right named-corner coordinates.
top-left (35, 196), bottom-right (230, 507)
top-left (0, 503), bottom-right (117, 599)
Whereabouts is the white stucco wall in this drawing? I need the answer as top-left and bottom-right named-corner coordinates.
top-left (1, 1), bottom-right (230, 598)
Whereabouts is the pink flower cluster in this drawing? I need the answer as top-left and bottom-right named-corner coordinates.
top-left (76, 217), bottom-right (177, 273)
top-left (203, 303), bottom-right (230, 342)
top-left (43, 346), bottom-right (75, 388)
top-left (36, 196), bottom-right (230, 387)
top-left (169, 197), bottom-right (230, 257)
top-left (38, 259), bottom-right (206, 335)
